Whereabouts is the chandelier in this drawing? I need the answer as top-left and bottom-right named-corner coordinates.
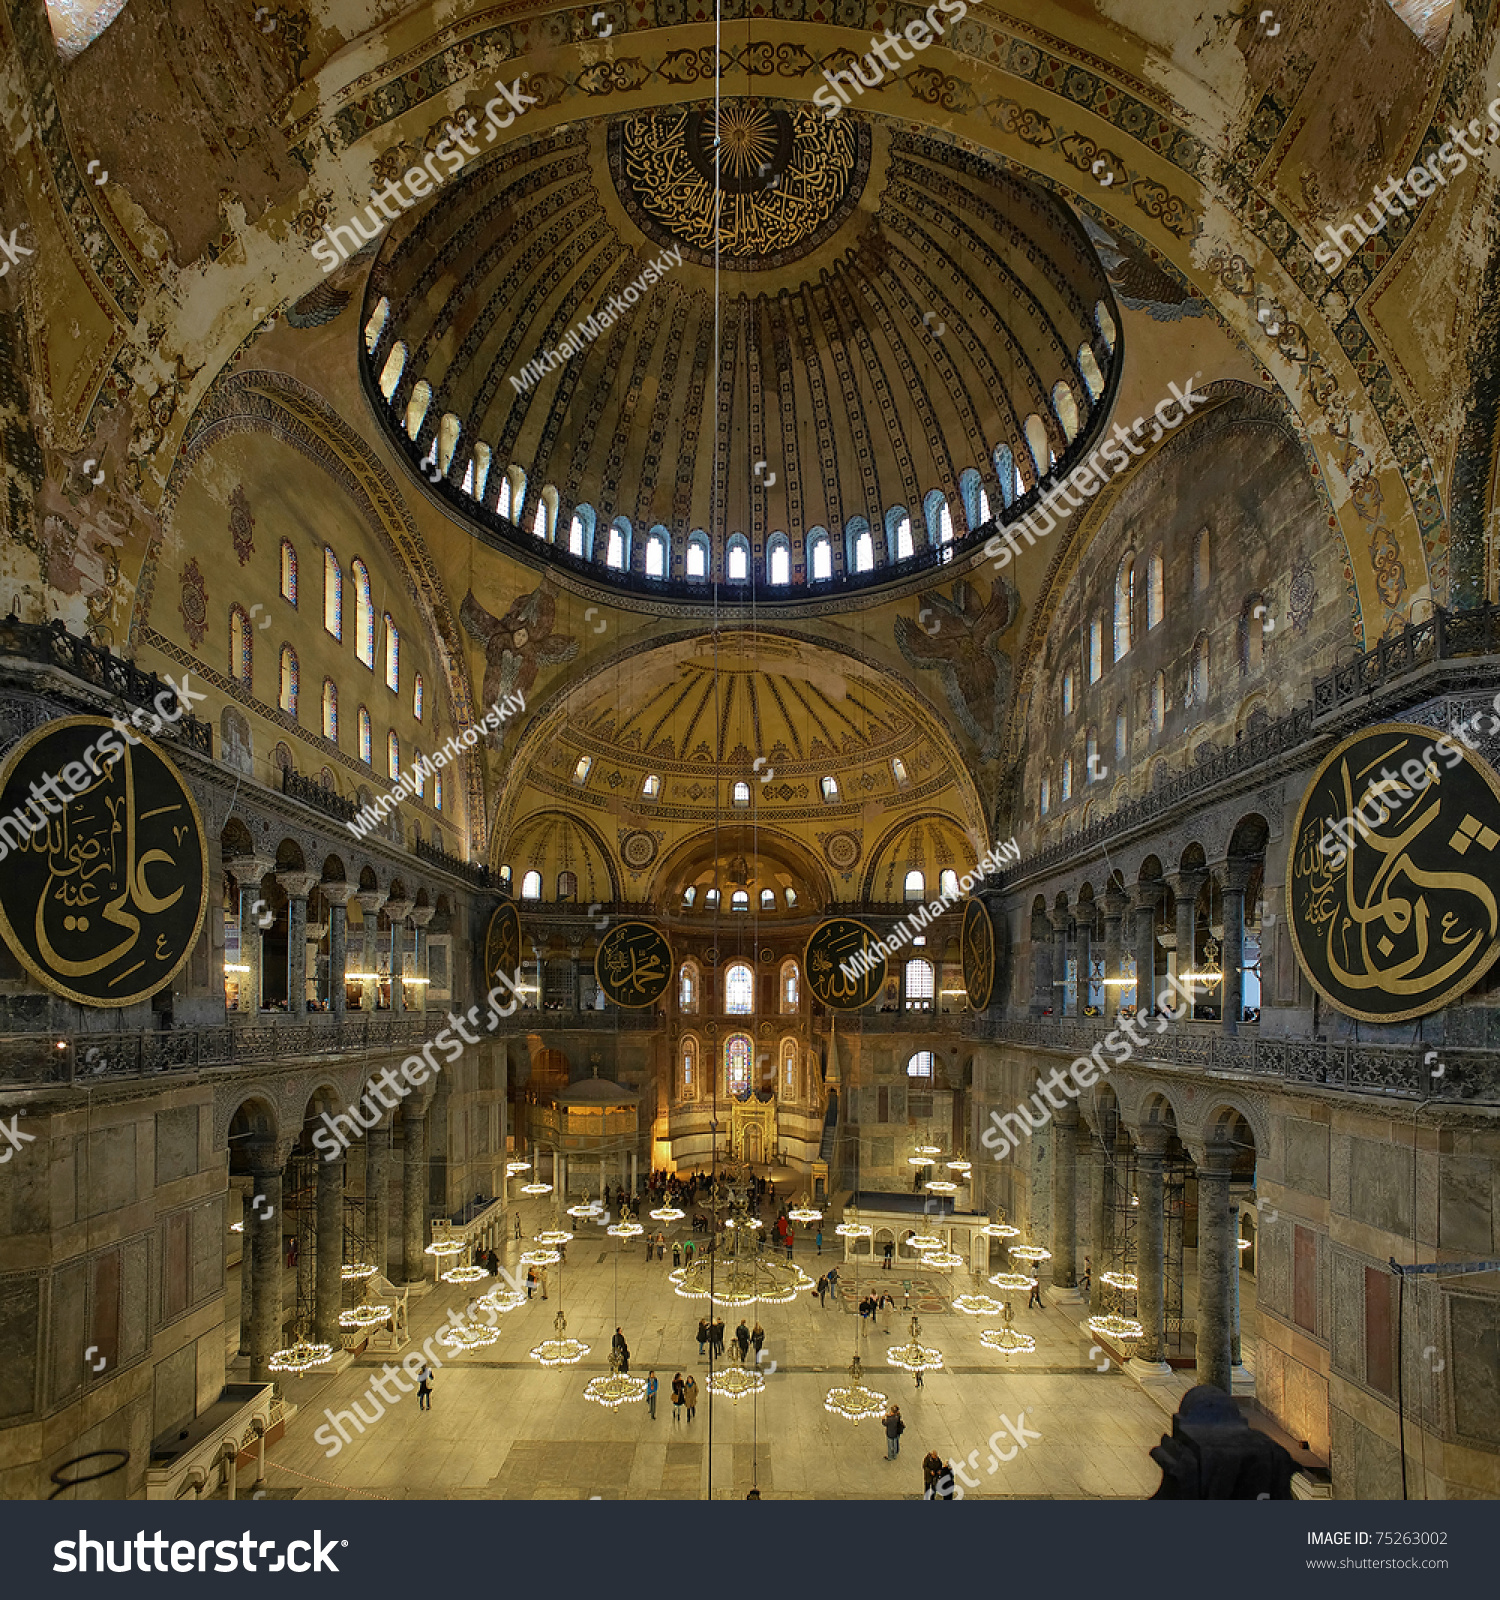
top-left (338, 1301), bottom-right (392, 1330)
top-left (988, 1271), bottom-right (1036, 1293)
top-left (1101, 1271), bottom-right (1138, 1292)
top-left (914, 1143), bottom-right (942, 1157)
top-left (1087, 1312), bottom-right (1144, 1342)
top-left (672, 1190), bottom-right (809, 1305)
top-left (520, 1181), bottom-right (554, 1196)
top-left (650, 1203), bottom-right (686, 1221)
top-left (1009, 1244), bottom-right (1052, 1265)
top-left (787, 1195), bottom-right (823, 1223)
top-left (922, 1248), bottom-right (964, 1270)
top-left (835, 1207), bottom-right (871, 1240)
top-left (1088, 1261), bottom-right (1143, 1343)
top-left (907, 1231), bottom-right (943, 1251)
top-left (952, 1292), bottom-right (1005, 1316)
top-left (568, 1194), bottom-right (604, 1219)
top-left (520, 1246), bottom-right (562, 1267)
top-left (706, 1366), bottom-right (765, 1403)
top-left (887, 1314), bottom-right (944, 1374)
top-left (980, 1304), bottom-right (1036, 1355)
top-left (441, 1264), bottom-right (487, 1285)
top-left (584, 1347), bottom-right (648, 1408)
top-left (530, 1310), bottom-right (589, 1366)
top-left (924, 1177), bottom-right (959, 1194)
top-left (424, 1239), bottom-right (465, 1259)
top-left (534, 1224), bottom-right (575, 1247)
top-left (267, 1338), bottom-right (334, 1374)
top-left (506, 1160), bottom-right (532, 1176)
top-left (980, 1213), bottom-right (1020, 1240)
top-left (441, 1318), bottom-right (500, 1351)
top-left (825, 1354), bottom-right (888, 1424)
top-left (341, 1261), bottom-right (377, 1280)
top-left (946, 1158), bottom-right (972, 1174)
top-left (477, 1287), bottom-right (526, 1314)
top-left (725, 1215), bottom-right (762, 1230)
top-left (607, 1220), bottom-right (644, 1238)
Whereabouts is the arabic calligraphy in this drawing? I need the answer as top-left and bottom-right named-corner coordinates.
top-left (1287, 722), bottom-right (1500, 1022)
top-left (0, 718), bottom-right (208, 1007)
top-left (805, 917), bottom-right (885, 1010)
top-left (595, 921), bottom-right (673, 1008)
top-left (485, 903), bottom-right (521, 988)
top-left (961, 899), bottom-right (996, 1012)
top-left (618, 103), bottom-right (862, 266)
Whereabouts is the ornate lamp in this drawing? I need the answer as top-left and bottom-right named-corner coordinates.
top-left (980, 1302), bottom-right (1036, 1355)
top-left (988, 1271), bottom-right (1037, 1293)
top-left (440, 1264), bottom-right (487, 1285)
top-left (706, 1366), bottom-right (765, 1403)
top-left (979, 1212), bottom-right (1021, 1240)
top-left (1009, 1244), bottom-right (1052, 1266)
top-left (584, 1348), bottom-right (648, 1408)
top-left (530, 1309), bottom-right (589, 1366)
top-left (825, 1354), bottom-right (888, 1424)
top-left (267, 1336), bottom-right (334, 1374)
top-left (520, 1180), bottom-right (554, 1196)
top-left (440, 1318), bottom-right (499, 1351)
top-left (520, 1246), bottom-right (562, 1268)
top-left (341, 1260), bottom-right (377, 1280)
top-left (788, 1194), bottom-right (823, 1224)
top-left (886, 1314), bottom-right (944, 1375)
top-left (338, 1301), bottom-right (392, 1330)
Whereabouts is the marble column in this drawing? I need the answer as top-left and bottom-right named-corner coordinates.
top-left (1050, 1104), bottom-right (1079, 1288)
top-left (355, 890), bottom-right (384, 1011)
top-left (314, 1146), bottom-right (345, 1345)
top-left (1219, 859), bottom-right (1254, 1037)
top-left (384, 899), bottom-right (412, 1014)
top-left (1031, 911), bottom-right (1053, 1017)
top-left (1132, 885), bottom-right (1160, 1018)
top-left (323, 882), bottom-right (352, 1018)
top-left (226, 855), bottom-right (274, 1014)
top-left (1053, 916), bottom-right (1070, 1018)
top-left (277, 871), bottom-right (320, 1017)
top-left (1074, 915), bottom-right (1093, 1016)
top-left (247, 1144), bottom-right (284, 1386)
top-left (1103, 884), bottom-right (1126, 1014)
top-left (409, 905), bottom-right (435, 1014)
top-left (1089, 1125), bottom-right (1110, 1315)
top-left (1170, 867), bottom-right (1208, 1000)
top-left (295, 1159), bottom-right (315, 1325)
top-left (401, 1107), bottom-right (427, 1284)
top-left (366, 1121), bottom-right (391, 1276)
top-left (1133, 1127), bottom-right (1171, 1370)
top-left (1194, 1141), bottom-right (1238, 1392)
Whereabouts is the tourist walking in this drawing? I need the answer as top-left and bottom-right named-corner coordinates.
top-left (526, 1268), bottom-right (536, 1300)
top-left (697, 1318), bottom-right (709, 1357)
top-left (645, 1370), bottom-right (658, 1420)
top-left (673, 1242), bottom-right (681, 1268)
top-left (417, 1364), bottom-right (434, 1410)
top-left (710, 1317), bottom-right (725, 1358)
top-left (514, 1216), bottom-right (522, 1240)
top-left (751, 1322), bottom-right (765, 1361)
top-left (1081, 1256), bottom-right (1092, 1296)
top-left (883, 1404), bottom-right (904, 1460)
top-left (671, 1373), bottom-right (684, 1423)
top-left (734, 1319), bottom-right (751, 1364)
top-left (817, 1274), bottom-right (828, 1307)
top-left (612, 1326), bottom-right (630, 1372)
top-left (933, 1460), bottom-right (957, 1499)
top-left (922, 1450), bottom-right (942, 1497)
top-left (883, 1239), bottom-right (895, 1270)
top-left (1027, 1274), bottom-right (1044, 1309)
top-left (816, 1228), bottom-right (823, 1255)
top-left (684, 1375), bottom-right (698, 1422)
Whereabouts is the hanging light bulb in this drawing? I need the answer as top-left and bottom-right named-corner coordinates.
top-left (267, 1338), bottom-right (334, 1374)
top-left (825, 1355), bottom-right (888, 1424)
top-left (886, 1313), bottom-right (943, 1374)
top-left (584, 1347), bottom-right (648, 1407)
top-left (530, 1310), bottom-right (588, 1366)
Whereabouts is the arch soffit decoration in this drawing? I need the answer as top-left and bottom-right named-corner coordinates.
top-left (646, 826), bottom-right (835, 907)
top-left (858, 809), bottom-right (984, 901)
top-left (496, 806), bottom-right (624, 901)
top-left (132, 15), bottom-right (1440, 639)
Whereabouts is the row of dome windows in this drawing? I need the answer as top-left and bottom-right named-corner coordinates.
top-left (573, 761), bottom-right (922, 803)
top-left (678, 1036), bottom-right (934, 1098)
top-left (366, 300), bottom-right (1117, 586)
top-left (504, 867), bottom-right (956, 907)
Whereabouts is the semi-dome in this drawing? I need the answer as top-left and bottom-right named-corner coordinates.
top-left (362, 100), bottom-right (1120, 605)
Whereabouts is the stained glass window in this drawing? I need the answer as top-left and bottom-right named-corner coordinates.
top-left (229, 606), bottom-right (252, 685)
top-left (353, 560), bottom-right (374, 667)
top-left (433, 770), bottom-right (443, 812)
top-left (682, 1038), bottom-right (696, 1097)
top-left (322, 679), bottom-right (338, 741)
top-left (278, 646), bottom-right (298, 716)
top-left (726, 1034), bottom-right (751, 1094)
top-left (324, 547), bottom-right (342, 639)
top-left (384, 614), bottom-right (399, 691)
top-left (725, 962), bottom-right (753, 1014)
top-left (358, 706), bottom-right (372, 764)
top-left (280, 540), bottom-right (297, 605)
top-left (387, 730), bottom-right (399, 778)
top-left (413, 672), bottom-right (423, 721)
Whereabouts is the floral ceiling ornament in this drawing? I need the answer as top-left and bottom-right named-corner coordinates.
top-left (229, 484), bottom-right (255, 565)
top-left (178, 558), bottom-right (208, 648)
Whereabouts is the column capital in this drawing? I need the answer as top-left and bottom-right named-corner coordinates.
top-left (1131, 1122), bottom-right (1173, 1158)
top-left (1102, 882), bottom-right (1127, 918)
top-left (355, 890), bottom-right (386, 917)
top-left (409, 905), bottom-right (436, 928)
top-left (226, 854), bottom-right (275, 884)
top-left (320, 880), bottom-right (354, 907)
top-left (1187, 1138), bottom-right (1239, 1175)
top-left (1032, 908), bottom-right (1054, 938)
top-left (1169, 864), bottom-right (1209, 897)
top-left (383, 898), bottom-right (413, 923)
top-left (1215, 856), bottom-right (1258, 894)
top-left (1131, 881), bottom-right (1164, 916)
top-left (276, 870), bottom-right (320, 899)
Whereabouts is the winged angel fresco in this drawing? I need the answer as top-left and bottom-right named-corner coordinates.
top-left (894, 576), bottom-right (1015, 763)
top-left (459, 583), bottom-right (579, 750)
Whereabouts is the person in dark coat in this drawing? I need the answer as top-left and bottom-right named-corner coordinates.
top-left (697, 1318), bottom-right (709, 1357)
top-left (883, 1404), bottom-right (904, 1460)
top-left (922, 1450), bottom-right (943, 1496)
top-left (734, 1320), bottom-right (751, 1363)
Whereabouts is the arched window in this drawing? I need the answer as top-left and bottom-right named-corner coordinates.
top-left (278, 645), bottom-right (298, 716)
top-left (1114, 557), bottom-right (1133, 660)
top-left (704, 887), bottom-right (721, 910)
top-left (322, 679), bottom-right (338, 741)
top-left (731, 889), bottom-right (749, 912)
top-left (784, 886), bottom-right (798, 908)
top-left (782, 1039), bottom-right (797, 1096)
top-left (1244, 599), bottom-right (1266, 672)
top-left (280, 540), bottom-right (297, 605)
top-left (1088, 617), bottom-right (1103, 683)
top-left (732, 781), bottom-right (750, 808)
top-left (889, 508), bottom-right (914, 561)
top-left (1095, 300), bottom-right (1117, 355)
top-left (1191, 633), bottom-right (1210, 704)
top-left (1062, 754), bottom-right (1073, 801)
top-left (724, 962), bottom-right (754, 1014)
top-left (683, 886), bottom-right (697, 908)
top-left (406, 383), bottom-right (431, 441)
top-left (959, 470), bottom-right (987, 531)
top-left (891, 757), bottom-right (909, 788)
top-left (531, 486), bottom-right (556, 542)
top-left (1150, 670), bottom-right (1166, 733)
top-left (568, 506), bottom-right (594, 559)
top-left (1115, 704), bottom-right (1128, 760)
top-left (780, 959), bottom-right (799, 1011)
top-left (387, 730), bottom-right (400, 778)
top-left (229, 606), bottom-right (252, 685)
top-left (499, 865), bottom-right (512, 891)
top-left (557, 870), bottom-right (576, 900)
top-left (686, 531), bottom-right (710, 580)
top-left (572, 755), bottom-right (592, 785)
top-left (521, 870), bottom-right (542, 900)
top-left (470, 443), bottom-right (492, 504)
top-left (378, 340), bottom-right (407, 399)
top-left (353, 559), bottom-right (374, 667)
top-left (820, 775), bottom-right (839, 803)
top-left (645, 527), bottom-right (668, 579)
top-left (849, 519), bottom-right (874, 573)
top-left (994, 444), bottom-right (1018, 508)
top-left (1086, 727), bottom-right (1099, 780)
top-left (358, 706), bottom-right (372, 764)
top-left (1024, 414), bottom-right (1051, 477)
top-left (1062, 668), bottom-right (1075, 718)
top-left (726, 1034), bottom-right (752, 1094)
top-left (1052, 381), bottom-right (1080, 442)
top-left (1147, 547), bottom-right (1164, 629)
top-left (680, 962), bottom-right (699, 1012)
top-left (1194, 528), bottom-right (1210, 591)
top-left (809, 528), bottom-right (833, 581)
top-left (904, 958), bottom-right (934, 1011)
top-left (906, 1049), bottom-right (934, 1078)
top-left (323, 548), bottom-right (341, 638)
top-left (924, 489), bottom-right (952, 547)
top-left (761, 888), bottom-right (776, 911)
top-left (433, 770), bottom-right (443, 812)
top-left (767, 533), bottom-right (791, 585)
top-left (904, 870), bottom-right (925, 902)
top-left (605, 522), bottom-right (627, 570)
top-left (1078, 343), bottom-right (1105, 400)
top-left (939, 869), bottom-right (959, 899)
top-left (383, 614), bottom-right (399, 691)
top-left (413, 749), bottom-right (427, 798)
top-left (438, 413), bottom-right (462, 479)
top-left (1040, 771), bottom-right (1051, 815)
top-left (681, 1037), bottom-right (697, 1099)
top-left (410, 676), bottom-right (423, 724)
top-left (725, 534), bottom-right (750, 582)
top-left (642, 774), bottom-right (661, 798)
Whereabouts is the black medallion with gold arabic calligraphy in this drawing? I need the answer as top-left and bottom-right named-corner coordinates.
top-left (1287, 721), bottom-right (1500, 1022)
top-left (484, 901), bottom-right (521, 986)
top-left (0, 717), bottom-right (208, 1008)
top-left (804, 917), bottom-right (885, 1010)
top-left (961, 898), bottom-right (996, 1012)
top-left (595, 921), bottom-right (673, 1009)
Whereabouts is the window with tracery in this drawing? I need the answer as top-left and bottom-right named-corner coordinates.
top-left (724, 962), bottom-right (754, 1014)
top-left (280, 540), bottom-right (298, 605)
top-left (229, 606), bottom-right (252, 685)
top-left (358, 706), bottom-right (372, 764)
top-left (278, 645), bottom-right (299, 716)
top-left (354, 560), bottom-right (374, 667)
top-left (324, 547), bottom-right (342, 639)
top-left (726, 1034), bottom-right (752, 1094)
top-left (904, 958), bottom-right (934, 1011)
top-left (322, 679), bottom-right (338, 741)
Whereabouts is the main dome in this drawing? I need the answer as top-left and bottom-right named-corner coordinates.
top-left (361, 101), bottom-right (1121, 606)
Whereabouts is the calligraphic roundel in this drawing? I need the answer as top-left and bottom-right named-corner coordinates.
top-left (594, 921), bottom-right (674, 1009)
top-left (804, 917), bottom-right (885, 1010)
top-left (1287, 721), bottom-right (1500, 1022)
top-left (0, 717), bottom-right (208, 1008)
top-left (961, 898), bottom-right (996, 1012)
top-left (485, 902), bottom-right (521, 987)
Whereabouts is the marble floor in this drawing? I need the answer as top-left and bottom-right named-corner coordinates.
top-left (241, 1201), bottom-right (1227, 1501)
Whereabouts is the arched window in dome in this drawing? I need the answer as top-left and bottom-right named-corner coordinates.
top-left (556, 870), bottom-right (576, 900)
top-left (412, 673), bottom-right (423, 721)
top-left (1024, 414), bottom-right (1051, 478)
top-left (521, 870), bottom-right (542, 900)
top-left (845, 516), bottom-right (873, 573)
top-left (683, 885), bottom-right (697, 908)
top-left (358, 706), bottom-right (372, 765)
top-left (820, 775), bottom-right (839, 803)
top-left (405, 381), bottom-right (431, 441)
top-left (1146, 546), bottom-right (1164, 630)
top-left (1078, 343), bottom-right (1106, 400)
top-left (1040, 770), bottom-right (1051, 815)
top-left (279, 646), bottom-right (299, 717)
top-left (904, 870), bottom-right (925, 902)
top-left (1095, 301), bottom-right (1117, 355)
top-left (323, 547), bottom-right (341, 639)
top-left (725, 963), bottom-right (754, 1014)
top-left (781, 959), bottom-right (800, 1011)
top-left (641, 774), bottom-right (661, 799)
top-left (732, 781), bottom-right (750, 808)
top-left (679, 960), bottom-right (700, 1013)
top-left (533, 484), bottom-right (558, 541)
top-left (229, 606), bottom-right (252, 686)
top-left (887, 506), bottom-right (914, 561)
top-left (383, 614), bottom-right (399, 691)
top-left (1114, 556), bottom-right (1134, 661)
top-left (993, 444), bottom-right (1018, 508)
top-left (767, 532), bottom-right (791, 585)
top-left (725, 534), bottom-right (750, 582)
top-left (605, 520), bottom-right (629, 571)
top-left (353, 559), bottom-right (374, 668)
top-left (569, 505), bottom-right (595, 559)
top-left (892, 756), bottom-right (910, 788)
top-left (364, 298), bottom-right (390, 355)
top-left (906, 1049), bottom-right (934, 1078)
top-left (681, 1036), bottom-right (697, 1099)
top-left (687, 531), bottom-right (710, 580)
top-left (322, 679), bottom-right (338, 741)
top-left (437, 413), bottom-right (462, 477)
top-left (726, 1034), bottom-right (752, 1094)
top-left (731, 889), bottom-right (749, 911)
top-left (940, 869), bottom-right (959, 899)
top-left (808, 528), bottom-right (832, 581)
top-left (572, 755), bottom-right (592, 786)
top-left (280, 540), bottom-right (298, 605)
top-left (645, 527), bottom-right (668, 579)
top-left (1053, 381), bottom-right (1081, 442)
top-left (378, 342), bottom-right (407, 400)
top-left (761, 888), bottom-right (776, 911)
top-left (923, 490), bottom-right (954, 547)
top-left (959, 469), bottom-right (989, 531)
top-left (469, 443), bottom-right (492, 503)
top-left (904, 958), bottom-right (934, 1011)
top-left (784, 887), bottom-right (798, 908)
